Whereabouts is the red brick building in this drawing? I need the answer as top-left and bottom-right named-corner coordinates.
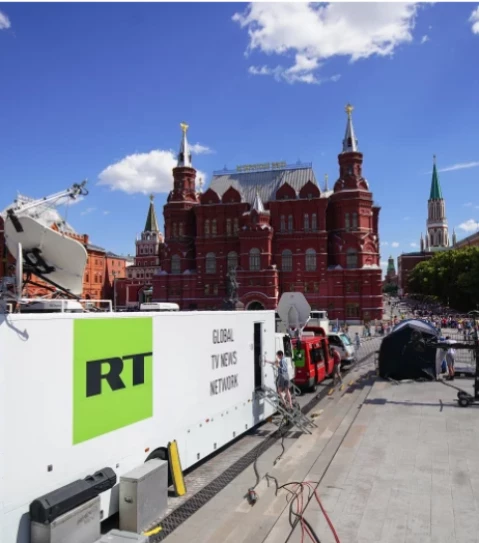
top-left (0, 210), bottom-right (129, 301)
top-left (118, 105), bottom-right (383, 321)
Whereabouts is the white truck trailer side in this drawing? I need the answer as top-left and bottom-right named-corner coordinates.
top-left (0, 309), bottom-right (278, 543)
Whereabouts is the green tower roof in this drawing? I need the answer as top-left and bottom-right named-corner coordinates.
top-left (429, 156), bottom-right (443, 200)
top-left (144, 194), bottom-right (159, 232)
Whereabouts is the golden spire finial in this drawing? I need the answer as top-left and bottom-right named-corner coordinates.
top-left (150, 193), bottom-right (155, 202)
top-left (180, 122), bottom-right (189, 134)
top-left (345, 103), bottom-right (354, 118)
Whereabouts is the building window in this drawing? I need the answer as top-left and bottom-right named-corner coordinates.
top-left (282, 249), bottom-right (293, 272)
top-left (171, 255), bottom-right (181, 274)
top-left (249, 248), bottom-right (261, 271)
top-left (85, 274), bottom-right (89, 282)
top-left (314, 282), bottom-right (319, 292)
top-left (205, 284), bottom-right (210, 295)
top-left (204, 220), bottom-right (210, 237)
top-left (351, 212), bottom-right (358, 229)
top-left (346, 303), bottom-right (360, 318)
top-left (206, 252), bottom-right (216, 274)
top-left (305, 248), bottom-right (317, 272)
top-left (172, 223), bottom-right (178, 238)
top-left (346, 249), bottom-right (358, 269)
top-left (304, 214), bottom-right (309, 231)
top-left (288, 215), bottom-right (293, 232)
top-left (179, 222), bottom-right (184, 237)
top-left (227, 251), bottom-right (238, 270)
top-left (211, 219), bottom-right (217, 236)
top-left (226, 218), bottom-right (232, 236)
top-left (312, 213), bottom-right (317, 231)
top-left (233, 218), bottom-right (239, 234)
top-left (345, 213), bottom-right (350, 230)
top-left (280, 215), bottom-right (286, 232)
top-left (213, 285), bottom-right (218, 295)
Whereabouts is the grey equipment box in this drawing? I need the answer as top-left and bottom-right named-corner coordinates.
top-left (31, 495), bottom-right (101, 543)
top-left (95, 530), bottom-right (148, 543)
top-left (119, 459), bottom-right (168, 533)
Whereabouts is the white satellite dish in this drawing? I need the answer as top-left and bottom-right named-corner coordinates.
top-left (4, 215), bottom-right (88, 296)
top-left (277, 292), bottom-right (311, 331)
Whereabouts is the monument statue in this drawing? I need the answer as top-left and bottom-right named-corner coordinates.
top-left (224, 267), bottom-right (242, 310)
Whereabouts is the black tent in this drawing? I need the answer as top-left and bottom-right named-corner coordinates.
top-left (378, 319), bottom-right (440, 380)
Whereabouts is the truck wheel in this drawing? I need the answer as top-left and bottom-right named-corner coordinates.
top-left (458, 397), bottom-right (471, 408)
top-left (146, 447), bottom-right (172, 486)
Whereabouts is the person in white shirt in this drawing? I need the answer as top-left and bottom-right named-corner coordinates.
top-left (444, 336), bottom-right (456, 381)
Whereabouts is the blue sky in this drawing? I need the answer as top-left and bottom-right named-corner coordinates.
top-left (1, 2), bottom-right (479, 274)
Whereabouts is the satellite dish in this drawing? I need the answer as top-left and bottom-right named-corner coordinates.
top-left (277, 292), bottom-right (311, 331)
top-left (4, 216), bottom-right (88, 296)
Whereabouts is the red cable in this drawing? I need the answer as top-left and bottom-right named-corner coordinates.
top-left (303, 481), bottom-right (341, 543)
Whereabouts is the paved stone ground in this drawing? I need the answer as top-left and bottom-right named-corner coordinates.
top-left (162, 370), bottom-right (479, 543)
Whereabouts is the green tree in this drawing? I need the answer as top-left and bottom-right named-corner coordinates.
top-left (407, 247), bottom-right (479, 311)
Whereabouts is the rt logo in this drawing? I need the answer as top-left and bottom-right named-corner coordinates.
top-left (86, 352), bottom-right (153, 397)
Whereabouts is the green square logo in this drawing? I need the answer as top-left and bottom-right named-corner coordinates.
top-left (73, 317), bottom-right (153, 444)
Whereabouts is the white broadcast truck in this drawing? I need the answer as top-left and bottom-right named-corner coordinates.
top-left (0, 183), bottom-right (294, 543)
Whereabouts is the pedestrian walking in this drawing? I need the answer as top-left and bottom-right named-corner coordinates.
top-left (332, 348), bottom-right (342, 386)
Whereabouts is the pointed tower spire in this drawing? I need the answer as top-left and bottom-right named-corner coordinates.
top-left (252, 189), bottom-right (265, 212)
top-left (144, 194), bottom-right (159, 232)
top-left (324, 173), bottom-right (329, 191)
top-left (342, 103), bottom-right (358, 153)
top-left (430, 154), bottom-right (442, 200)
top-left (177, 122), bottom-right (192, 167)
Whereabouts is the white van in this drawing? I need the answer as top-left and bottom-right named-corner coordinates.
top-left (328, 332), bottom-right (355, 364)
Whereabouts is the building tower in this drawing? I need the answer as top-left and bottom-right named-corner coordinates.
top-left (424, 155), bottom-right (449, 251)
top-left (386, 255), bottom-right (396, 279)
top-left (163, 123), bottom-right (200, 276)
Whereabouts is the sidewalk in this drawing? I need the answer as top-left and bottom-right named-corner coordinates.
top-left (160, 369), bottom-right (479, 543)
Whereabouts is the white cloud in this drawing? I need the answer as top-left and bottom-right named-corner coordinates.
top-left (103, 210), bottom-right (110, 215)
top-left (437, 160), bottom-right (479, 173)
top-left (459, 219), bottom-right (479, 232)
top-left (80, 207), bottom-right (96, 216)
top-left (410, 242), bottom-right (418, 247)
top-left (380, 260), bottom-right (388, 267)
top-left (464, 202), bottom-right (473, 207)
top-left (233, 3), bottom-right (420, 84)
top-left (391, 242), bottom-right (400, 248)
top-left (190, 143), bottom-right (214, 155)
top-left (380, 241), bottom-right (389, 246)
top-left (470, 6), bottom-right (479, 34)
top-left (0, 10), bottom-right (11, 30)
top-left (98, 149), bottom-right (207, 195)
top-left (420, 35), bottom-right (429, 44)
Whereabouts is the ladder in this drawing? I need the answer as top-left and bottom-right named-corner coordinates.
top-left (257, 385), bottom-right (317, 434)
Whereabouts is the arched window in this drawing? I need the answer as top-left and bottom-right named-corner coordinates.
top-left (305, 249), bottom-right (317, 271)
top-left (172, 223), bottom-right (178, 238)
top-left (227, 251), bottom-right (238, 270)
top-left (179, 222), bottom-right (184, 237)
top-left (249, 248), bottom-right (261, 271)
top-left (352, 212), bottom-right (358, 229)
top-left (288, 215), bottom-right (293, 232)
top-left (311, 213), bottom-right (317, 231)
top-left (282, 250), bottom-right (293, 272)
top-left (205, 252), bottom-right (216, 274)
top-left (171, 255), bottom-right (181, 274)
top-left (345, 213), bottom-right (350, 230)
top-left (304, 214), bottom-right (309, 231)
top-left (233, 218), bottom-right (239, 234)
top-left (346, 249), bottom-right (358, 269)
top-left (211, 219), bottom-right (217, 236)
top-left (280, 215), bottom-right (286, 232)
top-left (204, 220), bottom-right (210, 237)
top-left (226, 218), bottom-right (232, 236)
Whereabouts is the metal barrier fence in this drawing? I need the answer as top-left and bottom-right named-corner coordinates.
top-left (438, 328), bottom-right (476, 373)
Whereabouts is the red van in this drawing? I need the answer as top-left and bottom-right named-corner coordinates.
top-left (292, 333), bottom-right (334, 392)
